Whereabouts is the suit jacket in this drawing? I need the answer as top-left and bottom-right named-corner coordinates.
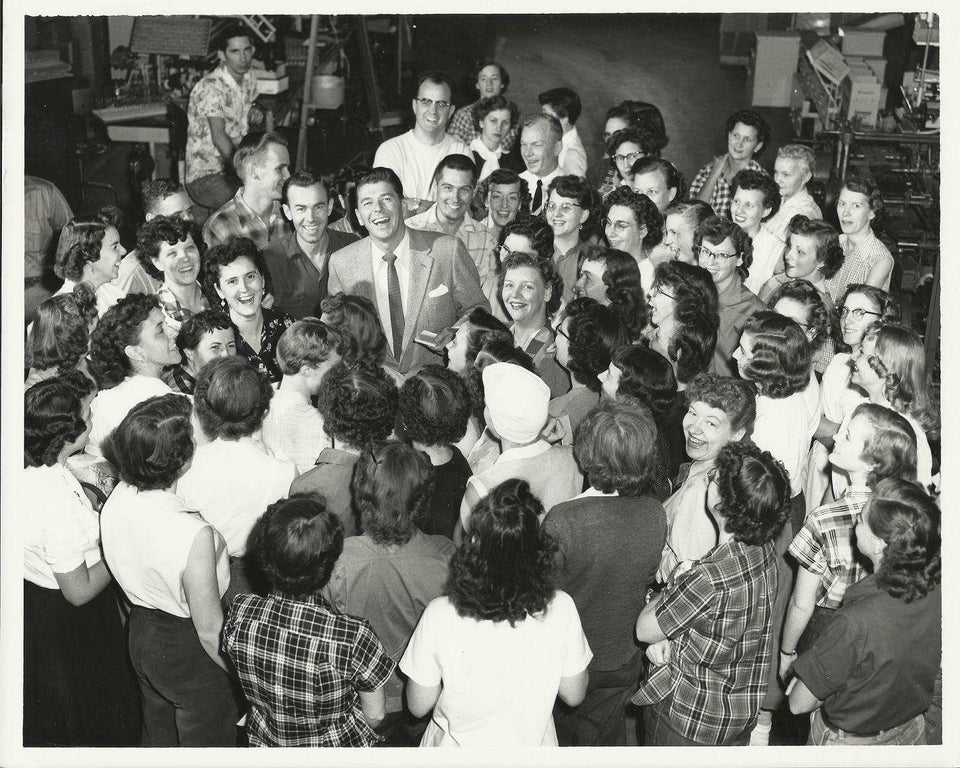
top-left (327, 227), bottom-right (490, 374)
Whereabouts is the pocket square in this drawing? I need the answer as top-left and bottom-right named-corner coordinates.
top-left (427, 284), bottom-right (449, 298)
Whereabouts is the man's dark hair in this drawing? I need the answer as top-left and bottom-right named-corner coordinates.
top-left (282, 170), bottom-right (328, 205)
top-left (538, 87), bottom-right (582, 124)
top-left (212, 23), bottom-right (252, 53)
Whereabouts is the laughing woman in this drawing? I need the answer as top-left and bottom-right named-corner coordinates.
top-left (546, 175), bottom-right (596, 304)
top-left (601, 187), bottom-right (663, 294)
top-left (202, 237), bottom-right (293, 383)
top-left (136, 216), bottom-right (209, 335)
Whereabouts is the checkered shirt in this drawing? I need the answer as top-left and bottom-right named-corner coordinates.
top-left (788, 488), bottom-right (871, 610)
top-left (688, 158), bottom-right (765, 220)
top-left (201, 189), bottom-right (291, 250)
top-left (223, 592), bottom-right (395, 748)
top-left (447, 100), bottom-right (521, 152)
top-left (632, 538), bottom-right (779, 744)
top-left (826, 230), bottom-right (894, 299)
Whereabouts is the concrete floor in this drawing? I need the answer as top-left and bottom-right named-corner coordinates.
top-left (490, 13), bottom-right (794, 181)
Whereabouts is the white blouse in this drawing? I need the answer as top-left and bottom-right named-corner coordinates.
top-left (23, 464), bottom-right (102, 589)
top-left (101, 483), bottom-right (230, 618)
top-left (753, 391), bottom-right (815, 497)
top-left (87, 375), bottom-right (176, 457)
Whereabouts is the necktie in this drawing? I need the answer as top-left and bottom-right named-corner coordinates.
top-left (383, 252), bottom-right (404, 360)
top-left (532, 179), bottom-right (543, 214)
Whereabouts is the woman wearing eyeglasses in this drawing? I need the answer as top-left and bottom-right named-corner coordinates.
top-left (597, 129), bottom-right (649, 200)
top-left (693, 216), bottom-right (764, 377)
top-left (545, 176), bottom-right (597, 304)
top-left (602, 187), bottom-right (663, 295)
top-left (496, 216), bottom-right (570, 398)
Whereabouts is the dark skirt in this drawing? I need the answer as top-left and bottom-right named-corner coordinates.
top-left (23, 579), bottom-right (141, 747)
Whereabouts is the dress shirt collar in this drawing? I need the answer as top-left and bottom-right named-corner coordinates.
top-left (521, 167), bottom-right (562, 188)
top-left (214, 62), bottom-right (254, 93)
top-left (574, 486), bottom-right (619, 500)
top-left (370, 227), bottom-right (411, 265)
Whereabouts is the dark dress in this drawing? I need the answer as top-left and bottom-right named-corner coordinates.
top-left (420, 447), bottom-right (472, 540)
top-left (23, 580), bottom-right (141, 746)
top-left (231, 306), bottom-right (295, 384)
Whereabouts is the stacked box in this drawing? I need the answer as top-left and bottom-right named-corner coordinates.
top-left (841, 63), bottom-right (882, 127)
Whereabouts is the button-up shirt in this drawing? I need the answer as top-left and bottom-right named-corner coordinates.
top-left (633, 537), bottom-right (779, 745)
top-left (185, 63), bottom-right (257, 184)
top-left (788, 487), bottom-right (871, 610)
top-left (558, 126), bottom-right (588, 178)
top-left (762, 188), bottom-right (822, 244)
top-left (223, 592), bottom-right (395, 747)
top-left (520, 167), bottom-right (562, 216)
top-left (370, 230), bottom-right (412, 348)
top-left (711, 277), bottom-right (765, 377)
top-left (405, 207), bottom-right (497, 291)
top-left (25, 176), bottom-right (73, 280)
top-left (202, 188), bottom-right (291, 250)
top-left (231, 305), bottom-right (295, 384)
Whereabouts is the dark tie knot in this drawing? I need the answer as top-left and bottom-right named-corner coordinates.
top-left (382, 252), bottom-right (397, 264)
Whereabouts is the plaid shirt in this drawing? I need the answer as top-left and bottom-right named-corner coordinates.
top-left (405, 207), bottom-right (496, 288)
top-left (632, 538), bottom-right (779, 745)
top-left (688, 158), bottom-right (765, 220)
top-left (448, 100), bottom-right (521, 152)
top-left (223, 592), bottom-right (395, 748)
top-left (788, 488), bottom-right (871, 610)
top-left (202, 188), bottom-right (291, 250)
top-left (826, 229), bottom-right (894, 299)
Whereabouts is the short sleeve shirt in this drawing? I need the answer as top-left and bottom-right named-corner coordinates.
top-left (223, 592), bottom-right (395, 747)
top-left (688, 158), bottom-right (765, 220)
top-left (25, 176), bottom-right (73, 279)
top-left (186, 64), bottom-right (257, 183)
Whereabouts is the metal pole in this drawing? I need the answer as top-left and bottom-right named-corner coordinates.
top-left (296, 14), bottom-right (320, 169)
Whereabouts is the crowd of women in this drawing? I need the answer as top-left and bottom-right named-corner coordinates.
top-left (22, 93), bottom-right (941, 750)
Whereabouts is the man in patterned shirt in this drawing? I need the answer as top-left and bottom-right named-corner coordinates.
top-left (633, 441), bottom-right (789, 746)
top-left (222, 494), bottom-right (395, 747)
top-left (406, 153), bottom-right (498, 306)
top-left (185, 24), bottom-right (259, 215)
top-left (689, 109), bottom-right (769, 220)
top-left (202, 131), bottom-right (292, 249)
top-left (447, 60), bottom-right (520, 152)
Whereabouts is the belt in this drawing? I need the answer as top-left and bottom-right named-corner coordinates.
top-left (820, 711), bottom-right (885, 738)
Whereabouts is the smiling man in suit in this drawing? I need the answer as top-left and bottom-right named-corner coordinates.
top-left (327, 167), bottom-right (489, 375)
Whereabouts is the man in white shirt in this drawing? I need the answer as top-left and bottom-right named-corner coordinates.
top-left (763, 144), bottom-right (822, 243)
top-left (373, 72), bottom-right (470, 205)
top-left (327, 168), bottom-right (489, 374)
top-left (729, 169), bottom-right (785, 295)
top-left (539, 87), bottom-right (587, 179)
top-left (406, 154), bottom-right (498, 306)
top-left (519, 114), bottom-right (564, 217)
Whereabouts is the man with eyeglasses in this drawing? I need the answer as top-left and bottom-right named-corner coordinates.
top-left (373, 72), bottom-right (470, 209)
top-left (694, 216), bottom-right (764, 377)
top-left (519, 114), bottom-right (564, 216)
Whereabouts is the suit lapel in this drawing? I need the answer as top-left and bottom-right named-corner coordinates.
top-left (402, 233), bottom-right (434, 352)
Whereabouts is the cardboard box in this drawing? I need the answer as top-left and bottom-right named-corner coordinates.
top-left (840, 28), bottom-right (885, 57)
top-left (255, 76), bottom-right (289, 95)
top-left (842, 65), bottom-right (882, 126)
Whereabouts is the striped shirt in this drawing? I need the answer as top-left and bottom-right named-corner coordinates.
top-left (632, 538), bottom-right (779, 745)
top-left (788, 487), bottom-right (871, 609)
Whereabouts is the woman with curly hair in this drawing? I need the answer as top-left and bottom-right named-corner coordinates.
top-left (323, 441), bottom-right (454, 724)
top-left (400, 478), bottom-right (592, 746)
top-left (601, 344), bottom-right (686, 484)
top-left (779, 403), bottom-right (918, 687)
top-left (100, 394), bottom-right (237, 746)
top-left (177, 356), bottom-right (297, 601)
top-left (23, 372), bottom-right (140, 746)
top-left (547, 297), bottom-right (625, 442)
top-left (828, 176), bottom-right (895, 296)
top-left (25, 288), bottom-right (98, 389)
top-left (661, 200), bottom-right (715, 264)
top-left (574, 247), bottom-right (649, 342)
top-left (598, 127), bottom-right (658, 199)
top-left (758, 215), bottom-right (843, 306)
top-left (223, 494), bottom-right (394, 747)
top-left (602, 186), bottom-right (663, 293)
top-left (398, 365), bottom-right (473, 539)
top-left (790, 478), bottom-right (940, 746)
top-left (635, 441), bottom-right (789, 746)
top-left (768, 278), bottom-right (833, 373)
top-left (546, 175), bottom-right (597, 303)
top-left (202, 236), bottom-right (293, 383)
top-left (498, 220), bottom-right (570, 398)
top-left (136, 215), bottom-right (209, 335)
top-left (291, 361), bottom-right (399, 536)
top-left (320, 292), bottom-right (404, 385)
top-left (729, 168), bottom-right (783, 294)
top-left (544, 401), bottom-right (667, 745)
top-left (658, 373), bottom-right (756, 581)
top-left (52, 207), bottom-right (126, 316)
top-left (844, 324), bottom-right (937, 491)
top-left (631, 156), bottom-right (685, 214)
top-left (469, 94), bottom-right (523, 181)
top-left (734, 311), bottom-right (815, 531)
top-left (86, 293), bottom-right (182, 459)
top-left (694, 215), bottom-right (764, 377)
top-left (647, 261), bottom-right (719, 387)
